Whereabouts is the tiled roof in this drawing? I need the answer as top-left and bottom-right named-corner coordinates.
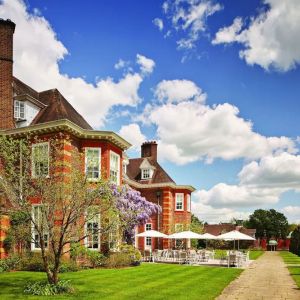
top-left (127, 157), bottom-right (175, 184)
top-left (13, 77), bottom-right (92, 130)
top-left (204, 224), bottom-right (235, 236)
top-left (204, 224), bottom-right (256, 236)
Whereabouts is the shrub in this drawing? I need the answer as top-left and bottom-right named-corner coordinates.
top-left (105, 244), bottom-right (142, 268)
top-left (24, 280), bottom-right (74, 296)
top-left (58, 260), bottom-right (79, 273)
top-left (119, 244), bottom-right (142, 262)
top-left (105, 252), bottom-right (132, 268)
top-left (0, 254), bottom-right (21, 272)
top-left (290, 226), bottom-right (300, 256)
top-left (86, 250), bottom-right (106, 268)
top-left (19, 252), bottom-right (79, 272)
top-left (20, 252), bottom-right (47, 272)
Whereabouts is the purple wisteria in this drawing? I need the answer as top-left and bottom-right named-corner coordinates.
top-left (111, 184), bottom-right (161, 243)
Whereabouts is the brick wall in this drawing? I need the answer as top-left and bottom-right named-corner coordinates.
top-left (0, 215), bottom-right (10, 259)
top-left (0, 19), bottom-right (15, 130)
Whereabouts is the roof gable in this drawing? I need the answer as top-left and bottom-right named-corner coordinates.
top-left (139, 158), bottom-right (155, 170)
top-left (13, 78), bottom-right (93, 130)
top-left (127, 157), bottom-right (174, 184)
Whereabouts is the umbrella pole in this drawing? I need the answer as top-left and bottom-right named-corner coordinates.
top-left (238, 240), bottom-right (239, 250)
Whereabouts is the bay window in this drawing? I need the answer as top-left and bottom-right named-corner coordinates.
top-left (110, 151), bottom-right (120, 185)
top-left (187, 194), bottom-right (191, 212)
top-left (32, 142), bottom-right (49, 178)
top-left (85, 148), bottom-right (101, 180)
top-left (175, 193), bottom-right (184, 211)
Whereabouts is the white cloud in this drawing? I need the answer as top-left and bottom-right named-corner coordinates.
top-left (154, 79), bottom-right (206, 104)
top-left (198, 152), bottom-right (300, 208)
top-left (153, 18), bottom-right (164, 31)
top-left (114, 59), bottom-right (128, 70)
top-left (160, 0), bottom-right (222, 50)
top-left (136, 54), bottom-right (155, 75)
top-left (213, 0), bottom-right (300, 71)
top-left (239, 152), bottom-right (300, 189)
top-left (281, 206), bottom-right (300, 224)
top-left (141, 80), bottom-right (296, 164)
top-left (119, 123), bottom-right (146, 151)
top-left (212, 17), bottom-right (243, 45)
top-left (0, 0), bottom-right (148, 128)
top-left (199, 182), bottom-right (280, 208)
top-left (192, 191), bottom-right (251, 223)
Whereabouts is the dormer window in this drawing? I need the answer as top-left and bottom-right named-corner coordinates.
top-left (139, 158), bottom-right (155, 180)
top-left (142, 168), bottom-right (150, 179)
top-left (14, 100), bottom-right (25, 120)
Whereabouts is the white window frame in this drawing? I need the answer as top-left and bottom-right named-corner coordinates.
top-left (85, 212), bottom-right (101, 251)
top-left (31, 205), bottom-right (49, 251)
top-left (141, 168), bottom-right (151, 179)
top-left (175, 193), bottom-right (184, 211)
top-left (108, 223), bottom-right (119, 251)
top-left (187, 194), bottom-right (191, 212)
top-left (110, 151), bottom-right (120, 185)
top-left (14, 100), bottom-right (26, 119)
top-left (85, 147), bottom-right (101, 181)
top-left (145, 223), bottom-right (152, 249)
top-left (32, 142), bottom-right (49, 178)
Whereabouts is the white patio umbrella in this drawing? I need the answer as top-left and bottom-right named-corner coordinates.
top-left (198, 233), bottom-right (217, 248)
top-left (198, 233), bottom-right (217, 240)
top-left (168, 231), bottom-right (203, 249)
top-left (135, 230), bottom-right (168, 238)
top-left (168, 230), bottom-right (203, 239)
top-left (217, 230), bottom-right (255, 250)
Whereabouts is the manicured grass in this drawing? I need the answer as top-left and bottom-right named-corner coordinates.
top-left (214, 249), bottom-right (264, 260)
top-left (249, 250), bottom-right (264, 260)
top-left (280, 251), bottom-right (300, 288)
top-left (0, 263), bottom-right (242, 300)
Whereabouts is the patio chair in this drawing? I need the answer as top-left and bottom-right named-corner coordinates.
top-left (228, 254), bottom-right (237, 267)
top-left (178, 251), bottom-right (187, 264)
top-left (187, 250), bottom-right (197, 265)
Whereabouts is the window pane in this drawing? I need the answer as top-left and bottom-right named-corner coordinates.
top-left (86, 149), bottom-right (100, 179)
top-left (110, 152), bottom-right (119, 184)
top-left (32, 205), bottom-right (49, 250)
top-left (32, 143), bottom-right (49, 177)
top-left (86, 211), bottom-right (100, 250)
top-left (176, 194), bottom-right (183, 210)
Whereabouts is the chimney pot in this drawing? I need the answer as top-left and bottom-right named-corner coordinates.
top-left (141, 141), bottom-right (158, 161)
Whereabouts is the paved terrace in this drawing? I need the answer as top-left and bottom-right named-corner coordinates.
top-left (217, 251), bottom-right (300, 300)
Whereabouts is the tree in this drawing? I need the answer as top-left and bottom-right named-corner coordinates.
top-left (190, 214), bottom-right (203, 248)
top-left (246, 209), bottom-right (289, 239)
top-left (113, 186), bottom-right (161, 244)
top-left (289, 226), bottom-right (300, 256)
top-left (0, 135), bottom-right (120, 284)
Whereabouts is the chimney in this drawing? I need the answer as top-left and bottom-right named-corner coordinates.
top-left (0, 19), bottom-right (15, 130)
top-left (141, 141), bottom-right (157, 161)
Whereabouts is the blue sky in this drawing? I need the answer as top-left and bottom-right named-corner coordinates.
top-left (1, 0), bottom-right (300, 223)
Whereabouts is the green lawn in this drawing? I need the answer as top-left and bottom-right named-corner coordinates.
top-left (214, 249), bottom-right (264, 260)
top-left (279, 251), bottom-right (300, 288)
top-left (249, 250), bottom-right (264, 260)
top-left (0, 263), bottom-right (242, 300)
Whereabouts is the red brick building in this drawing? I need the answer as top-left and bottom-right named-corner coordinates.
top-left (0, 19), bottom-right (195, 257)
top-left (124, 141), bottom-right (195, 251)
top-left (0, 19), bottom-right (130, 258)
